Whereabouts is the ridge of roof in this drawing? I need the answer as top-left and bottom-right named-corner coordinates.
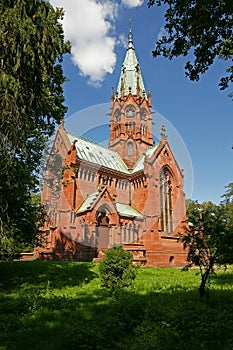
top-left (76, 190), bottom-right (99, 214)
top-left (67, 132), bottom-right (108, 150)
top-left (115, 202), bottom-right (144, 219)
top-left (131, 143), bottom-right (159, 173)
top-left (66, 132), bottom-right (161, 175)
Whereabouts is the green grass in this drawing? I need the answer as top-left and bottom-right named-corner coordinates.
top-left (0, 261), bottom-right (233, 350)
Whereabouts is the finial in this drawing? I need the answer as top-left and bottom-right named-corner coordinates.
top-left (129, 18), bottom-right (133, 32)
top-left (59, 118), bottom-right (65, 128)
top-left (128, 18), bottom-right (133, 42)
top-left (148, 88), bottom-right (151, 106)
top-left (161, 125), bottom-right (167, 140)
top-left (120, 78), bottom-right (125, 98)
top-left (111, 87), bottom-right (114, 106)
top-left (136, 76), bottom-right (140, 97)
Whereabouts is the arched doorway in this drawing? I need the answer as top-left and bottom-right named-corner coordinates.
top-left (96, 207), bottom-right (110, 249)
top-left (169, 255), bottom-right (174, 266)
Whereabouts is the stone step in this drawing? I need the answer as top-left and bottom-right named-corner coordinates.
top-left (122, 243), bottom-right (146, 251)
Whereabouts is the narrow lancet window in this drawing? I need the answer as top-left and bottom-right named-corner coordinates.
top-left (128, 142), bottom-right (133, 156)
top-left (160, 169), bottom-right (173, 233)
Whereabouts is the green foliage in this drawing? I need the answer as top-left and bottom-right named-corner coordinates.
top-left (221, 182), bottom-right (233, 202)
top-left (99, 245), bottom-right (137, 292)
top-left (1, 261), bottom-right (233, 349)
top-left (183, 192), bottom-right (233, 296)
top-left (0, 0), bottom-right (70, 254)
top-left (148, 0), bottom-right (233, 92)
top-left (219, 183), bottom-right (233, 263)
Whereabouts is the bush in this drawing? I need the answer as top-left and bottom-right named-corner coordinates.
top-left (99, 245), bottom-right (137, 292)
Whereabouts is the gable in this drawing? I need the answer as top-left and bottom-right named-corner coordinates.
top-left (146, 140), bottom-right (184, 179)
top-left (76, 188), bottom-right (143, 219)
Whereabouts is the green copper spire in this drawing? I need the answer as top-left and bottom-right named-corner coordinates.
top-left (116, 25), bottom-right (146, 98)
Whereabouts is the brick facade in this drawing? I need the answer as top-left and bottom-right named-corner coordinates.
top-left (34, 30), bottom-right (187, 267)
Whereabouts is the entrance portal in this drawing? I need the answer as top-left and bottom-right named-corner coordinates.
top-left (96, 210), bottom-right (110, 248)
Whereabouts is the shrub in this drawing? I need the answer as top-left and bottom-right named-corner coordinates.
top-left (99, 245), bottom-right (137, 292)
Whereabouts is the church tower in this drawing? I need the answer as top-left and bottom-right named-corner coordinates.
top-left (109, 28), bottom-right (154, 168)
top-left (33, 22), bottom-right (187, 267)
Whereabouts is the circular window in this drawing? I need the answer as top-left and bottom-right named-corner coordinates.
top-left (125, 106), bottom-right (135, 118)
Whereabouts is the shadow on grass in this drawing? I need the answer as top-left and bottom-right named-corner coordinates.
top-left (0, 261), bottom-right (97, 292)
top-left (0, 266), bottom-right (233, 350)
top-left (212, 269), bottom-right (233, 286)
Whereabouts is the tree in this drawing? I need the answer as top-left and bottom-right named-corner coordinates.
top-left (148, 0), bottom-right (233, 92)
top-left (99, 246), bottom-right (137, 292)
top-left (218, 183), bottom-right (233, 263)
top-left (222, 182), bottom-right (233, 201)
top-left (182, 197), bottom-right (233, 296)
top-left (0, 0), bottom-right (70, 256)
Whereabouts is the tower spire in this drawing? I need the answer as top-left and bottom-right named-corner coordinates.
top-left (109, 24), bottom-right (154, 166)
top-left (116, 22), bottom-right (146, 98)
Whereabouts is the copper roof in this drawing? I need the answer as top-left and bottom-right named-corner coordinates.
top-left (67, 133), bottom-right (158, 175)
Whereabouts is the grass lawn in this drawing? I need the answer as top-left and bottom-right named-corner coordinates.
top-left (0, 261), bottom-right (233, 350)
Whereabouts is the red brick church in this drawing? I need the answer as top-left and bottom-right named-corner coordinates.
top-left (35, 29), bottom-right (187, 266)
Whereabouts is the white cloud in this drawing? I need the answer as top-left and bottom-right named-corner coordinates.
top-left (121, 0), bottom-right (144, 8)
top-left (157, 26), bottom-right (167, 41)
top-left (50, 0), bottom-right (119, 86)
top-left (116, 33), bottom-right (128, 48)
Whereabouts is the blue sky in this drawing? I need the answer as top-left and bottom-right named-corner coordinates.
top-left (50, 0), bottom-right (233, 204)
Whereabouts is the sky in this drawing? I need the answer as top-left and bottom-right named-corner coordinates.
top-left (50, 0), bottom-right (233, 204)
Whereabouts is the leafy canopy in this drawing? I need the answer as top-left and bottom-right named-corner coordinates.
top-left (182, 191), bottom-right (233, 295)
top-left (148, 0), bottom-right (233, 92)
top-left (0, 0), bottom-right (70, 255)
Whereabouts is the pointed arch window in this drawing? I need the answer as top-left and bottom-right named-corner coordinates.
top-left (160, 169), bottom-right (173, 233)
top-left (128, 142), bottom-right (133, 156)
top-left (140, 108), bottom-right (146, 120)
top-left (115, 108), bottom-right (121, 121)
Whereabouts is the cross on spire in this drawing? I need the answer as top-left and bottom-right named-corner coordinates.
top-left (128, 18), bottom-right (133, 42)
top-left (129, 18), bottom-right (133, 31)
